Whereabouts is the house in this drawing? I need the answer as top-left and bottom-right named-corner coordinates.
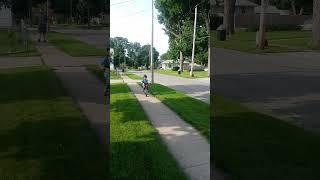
top-left (0, 6), bottom-right (13, 27)
top-left (212, 0), bottom-right (258, 16)
top-left (235, 0), bottom-right (258, 15)
top-left (254, 5), bottom-right (281, 15)
top-left (161, 60), bottom-right (190, 70)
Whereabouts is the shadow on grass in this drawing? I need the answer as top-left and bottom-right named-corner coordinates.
top-left (212, 96), bottom-right (320, 180)
top-left (110, 137), bottom-right (188, 180)
top-left (0, 116), bottom-right (108, 180)
top-left (0, 67), bottom-right (65, 103)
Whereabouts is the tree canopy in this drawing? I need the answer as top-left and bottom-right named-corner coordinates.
top-left (111, 37), bottom-right (159, 69)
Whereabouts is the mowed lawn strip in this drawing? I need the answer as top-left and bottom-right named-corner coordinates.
top-left (110, 83), bottom-right (188, 180)
top-left (214, 95), bottom-right (320, 180)
top-left (155, 69), bottom-right (208, 78)
top-left (85, 65), bottom-right (121, 80)
top-left (47, 32), bottom-right (105, 57)
top-left (212, 30), bottom-right (314, 53)
top-left (0, 66), bottom-right (107, 179)
top-left (149, 84), bottom-right (209, 139)
top-left (125, 72), bottom-right (142, 80)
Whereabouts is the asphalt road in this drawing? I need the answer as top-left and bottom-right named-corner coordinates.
top-left (214, 48), bottom-right (320, 132)
top-left (132, 71), bottom-right (210, 103)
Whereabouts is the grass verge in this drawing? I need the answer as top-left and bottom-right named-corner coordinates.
top-left (125, 72), bottom-right (142, 80)
top-left (214, 95), bottom-right (320, 180)
top-left (212, 30), bottom-right (314, 53)
top-left (85, 65), bottom-right (121, 80)
top-left (148, 83), bottom-right (209, 139)
top-left (0, 66), bottom-right (107, 179)
top-left (47, 32), bottom-right (105, 57)
top-left (0, 29), bottom-right (40, 57)
top-left (110, 83), bottom-right (188, 179)
top-left (155, 69), bottom-right (208, 78)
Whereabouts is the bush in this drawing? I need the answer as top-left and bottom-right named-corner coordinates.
top-left (172, 66), bottom-right (179, 71)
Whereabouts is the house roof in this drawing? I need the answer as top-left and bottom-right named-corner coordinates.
top-left (236, 0), bottom-right (258, 7)
top-left (254, 5), bottom-right (281, 14)
top-left (161, 60), bottom-right (190, 64)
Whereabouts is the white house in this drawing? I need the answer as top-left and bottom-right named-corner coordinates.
top-left (0, 6), bottom-right (13, 27)
top-left (161, 60), bottom-right (190, 70)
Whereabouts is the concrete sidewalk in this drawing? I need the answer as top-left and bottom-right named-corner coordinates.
top-left (122, 75), bottom-right (210, 180)
top-left (36, 42), bottom-right (109, 146)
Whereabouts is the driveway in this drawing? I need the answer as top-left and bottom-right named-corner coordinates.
top-left (214, 48), bottom-right (320, 132)
top-left (132, 71), bottom-right (210, 103)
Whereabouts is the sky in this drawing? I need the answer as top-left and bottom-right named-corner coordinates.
top-left (110, 0), bottom-right (169, 55)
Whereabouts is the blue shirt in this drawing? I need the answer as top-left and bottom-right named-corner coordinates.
top-left (100, 57), bottom-right (110, 68)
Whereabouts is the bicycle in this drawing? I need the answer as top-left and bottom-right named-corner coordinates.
top-left (143, 82), bottom-right (149, 97)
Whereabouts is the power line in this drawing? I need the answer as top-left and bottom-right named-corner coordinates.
top-left (117, 9), bottom-right (150, 19)
top-left (110, 0), bottom-right (137, 6)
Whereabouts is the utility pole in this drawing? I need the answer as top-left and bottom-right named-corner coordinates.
top-left (46, 0), bottom-right (49, 32)
top-left (258, 0), bottom-right (267, 49)
top-left (70, 0), bottom-right (73, 23)
top-left (150, 0), bottom-right (154, 83)
top-left (190, 5), bottom-right (198, 77)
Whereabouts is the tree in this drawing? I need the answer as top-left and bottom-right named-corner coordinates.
top-left (111, 37), bottom-right (159, 69)
top-left (155, 0), bottom-right (190, 72)
top-left (313, 0), bottom-right (320, 47)
top-left (270, 0), bottom-right (313, 15)
top-left (258, 0), bottom-right (268, 49)
top-left (160, 52), bottom-right (169, 60)
top-left (224, 0), bottom-right (236, 34)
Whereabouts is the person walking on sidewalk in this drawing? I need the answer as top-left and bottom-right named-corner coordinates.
top-left (38, 11), bottom-right (48, 42)
top-left (100, 48), bottom-right (111, 96)
top-left (142, 74), bottom-right (150, 97)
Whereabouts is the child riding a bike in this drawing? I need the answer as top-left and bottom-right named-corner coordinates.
top-left (142, 74), bottom-right (150, 97)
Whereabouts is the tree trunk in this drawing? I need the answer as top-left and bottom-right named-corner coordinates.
top-left (299, 7), bottom-right (304, 15)
top-left (312, 0), bottom-right (320, 46)
top-left (224, 0), bottom-right (230, 31)
top-left (179, 51), bottom-right (184, 72)
top-left (205, 16), bottom-right (211, 77)
top-left (229, 0), bottom-right (236, 34)
top-left (87, 6), bottom-right (90, 27)
top-left (224, 0), bottom-right (236, 34)
top-left (290, 0), bottom-right (297, 15)
top-left (258, 0), bottom-right (267, 49)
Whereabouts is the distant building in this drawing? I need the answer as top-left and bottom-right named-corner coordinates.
top-left (160, 60), bottom-right (190, 70)
top-left (254, 5), bottom-right (281, 15)
top-left (0, 6), bottom-right (13, 27)
top-left (235, 0), bottom-right (258, 15)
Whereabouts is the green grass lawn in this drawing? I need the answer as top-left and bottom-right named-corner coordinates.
top-left (85, 65), bottom-right (121, 80)
top-left (47, 32), bottom-right (105, 57)
top-left (0, 66), bottom-right (107, 179)
top-left (214, 95), bottom-right (320, 180)
top-left (0, 29), bottom-right (40, 57)
top-left (149, 84), bottom-right (209, 139)
top-left (212, 30), bottom-right (315, 53)
top-left (110, 83), bottom-right (188, 179)
top-left (155, 69), bottom-right (208, 78)
top-left (125, 72), bottom-right (142, 80)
